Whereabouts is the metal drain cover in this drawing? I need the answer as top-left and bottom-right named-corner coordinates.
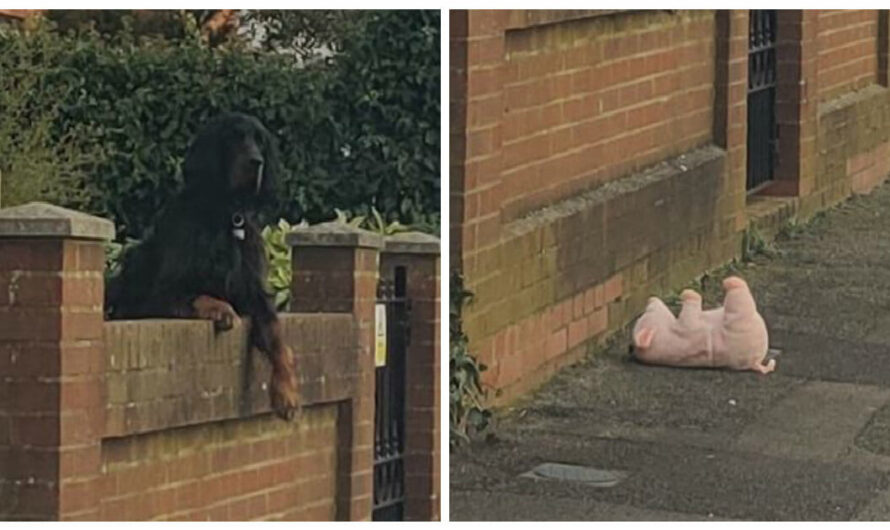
top-left (520, 463), bottom-right (627, 488)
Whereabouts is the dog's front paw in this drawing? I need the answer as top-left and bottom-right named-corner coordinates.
top-left (269, 347), bottom-right (300, 421)
top-left (192, 295), bottom-right (240, 331)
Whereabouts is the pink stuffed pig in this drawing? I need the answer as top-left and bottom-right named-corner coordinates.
top-left (632, 276), bottom-right (775, 374)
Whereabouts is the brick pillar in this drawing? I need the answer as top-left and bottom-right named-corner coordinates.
top-left (380, 233), bottom-right (440, 521)
top-left (713, 10), bottom-right (750, 260)
top-left (450, 9), bottom-right (469, 272)
top-left (451, 10), bottom-right (508, 284)
top-left (0, 202), bottom-right (113, 520)
top-left (769, 10), bottom-right (819, 198)
top-left (287, 224), bottom-right (381, 521)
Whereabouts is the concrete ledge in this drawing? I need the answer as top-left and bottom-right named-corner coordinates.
top-left (286, 222), bottom-right (383, 249)
top-left (746, 196), bottom-right (800, 241)
top-left (383, 231), bottom-right (440, 255)
top-left (504, 9), bottom-right (675, 31)
top-left (0, 202), bottom-right (115, 241)
top-left (506, 144), bottom-right (726, 240)
top-left (818, 84), bottom-right (888, 117)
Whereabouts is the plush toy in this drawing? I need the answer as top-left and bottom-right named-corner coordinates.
top-left (631, 276), bottom-right (775, 374)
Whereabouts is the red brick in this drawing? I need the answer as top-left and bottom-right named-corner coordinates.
top-left (63, 241), bottom-right (106, 272)
top-left (572, 293), bottom-right (584, 319)
top-left (59, 476), bottom-right (100, 515)
top-left (173, 482), bottom-right (201, 513)
top-left (59, 445), bottom-right (101, 478)
top-left (0, 307), bottom-right (62, 341)
top-left (5, 379), bottom-right (61, 414)
top-left (0, 240), bottom-right (64, 271)
top-left (10, 415), bottom-right (59, 447)
top-left (604, 274), bottom-right (623, 301)
top-left (567, 318), bottom-right (588, 349)
top-left (9, 480), bottom-right (60, 517)
top-left (589, 307), bottom-right (609, 336)
top-left (546, 328), bottom-right (568, 360)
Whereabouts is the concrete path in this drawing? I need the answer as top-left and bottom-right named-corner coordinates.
top-left (451, 183), bottom-right (890, 521)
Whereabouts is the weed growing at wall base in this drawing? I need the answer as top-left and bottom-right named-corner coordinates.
top-left (450, 271), bottom-right (491, 444)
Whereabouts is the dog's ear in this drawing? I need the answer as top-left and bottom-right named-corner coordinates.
top-left (253, 118), bottom-right (285, 212)
top-left (182, 116), bottom-right (227, 193)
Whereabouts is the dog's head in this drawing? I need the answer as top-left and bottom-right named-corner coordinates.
top-left (182, 112), bottom-right (282, 210)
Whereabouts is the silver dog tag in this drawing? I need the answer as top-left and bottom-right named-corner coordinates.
top-left (232, 212), bottom-right (246, 240)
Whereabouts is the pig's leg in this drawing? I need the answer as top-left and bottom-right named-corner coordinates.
top-left (677, 289), bottom-right (703, 326)
top-left (751, 358), bottom-right (776, 374)
top-left (646, 296), bottom-right (675, 319)
top-left (722, 276), bottom-right (758, 317)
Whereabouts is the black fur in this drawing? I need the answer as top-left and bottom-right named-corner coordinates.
top-left (106, 112), bottom-right (284, 356)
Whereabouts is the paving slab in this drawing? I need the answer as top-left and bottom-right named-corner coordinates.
top-left (733, 381), bottom-right (890, 460)
top-left (450, 491), bottom-right (721, 521)
top-left (452, 432), bottom-right (888, 521)
top-left (765, 331), bottom-right (890, 386)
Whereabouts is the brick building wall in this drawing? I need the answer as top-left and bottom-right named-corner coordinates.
top-left (0, 204), bottom-right (440, 521)
top-left (817, 10), bottom-right (880, 102)
top-left (452, 9), bottom-right (890, 403)
top-left (500, 10), bottom-right (715, 220)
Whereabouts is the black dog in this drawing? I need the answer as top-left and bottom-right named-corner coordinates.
top-left (106, 112), bottom-right (299, 420)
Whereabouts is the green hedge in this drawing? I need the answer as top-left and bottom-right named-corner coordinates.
top-left (0, 10), bottom-right (439, 239)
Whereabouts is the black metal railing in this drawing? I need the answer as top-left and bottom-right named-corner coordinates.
top-left (747, 9), bottom-right (778, 191)
top-left (372, 266), bottom-right (410, 521)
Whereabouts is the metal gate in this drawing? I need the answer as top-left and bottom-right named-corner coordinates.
top-left (372, 267), bottom-right (410, 521)
top-left (747, 10), bottom-right (778, 191)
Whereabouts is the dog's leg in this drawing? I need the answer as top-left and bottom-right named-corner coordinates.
top-left (191, 295), bottom-right (241, 330)
top-left (251, 313), bottom-right (300, 420)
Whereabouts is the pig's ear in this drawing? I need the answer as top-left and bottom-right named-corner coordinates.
top-left (634, 327), bottom-right (656, 349)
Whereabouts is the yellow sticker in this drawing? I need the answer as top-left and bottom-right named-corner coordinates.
top-left (375, 303), bottom-right (387, 367)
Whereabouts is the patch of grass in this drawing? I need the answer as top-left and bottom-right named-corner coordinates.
top-left (776, 210), bottom-right (831, 242)
top-left (777, 217), bottom-right (806, 240)
top-left (741, 225), bottom-right (776, 262)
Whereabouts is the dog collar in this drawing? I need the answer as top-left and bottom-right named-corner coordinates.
top-left (232, 212), bottom-right (245, 240)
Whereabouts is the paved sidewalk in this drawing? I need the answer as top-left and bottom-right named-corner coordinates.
top-left (451, 183), bottom-right (890, 521)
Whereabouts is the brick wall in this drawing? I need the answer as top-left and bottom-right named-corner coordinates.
top-left (817, 10), bottom-right (880, 102)
top-left (804, 11), bottom-right (890, 214)
top-left (452, 10), bottom-right (747, 402)
top-left (99, 397), bottom-right (340, 520)
top-left (0, 206), bottom-right (440, 521)
top-left (95, 315), bottom-right (353, 520)
top-left (452, 9), bottom-right (890, 404)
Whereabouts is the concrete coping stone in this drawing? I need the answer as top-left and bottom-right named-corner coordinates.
top-left (383, 231), bottom-right (440, 255)
top-left (286, 222), bottom-right (383, 249)
top-left (0, 201), bottom-right (115, 241)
